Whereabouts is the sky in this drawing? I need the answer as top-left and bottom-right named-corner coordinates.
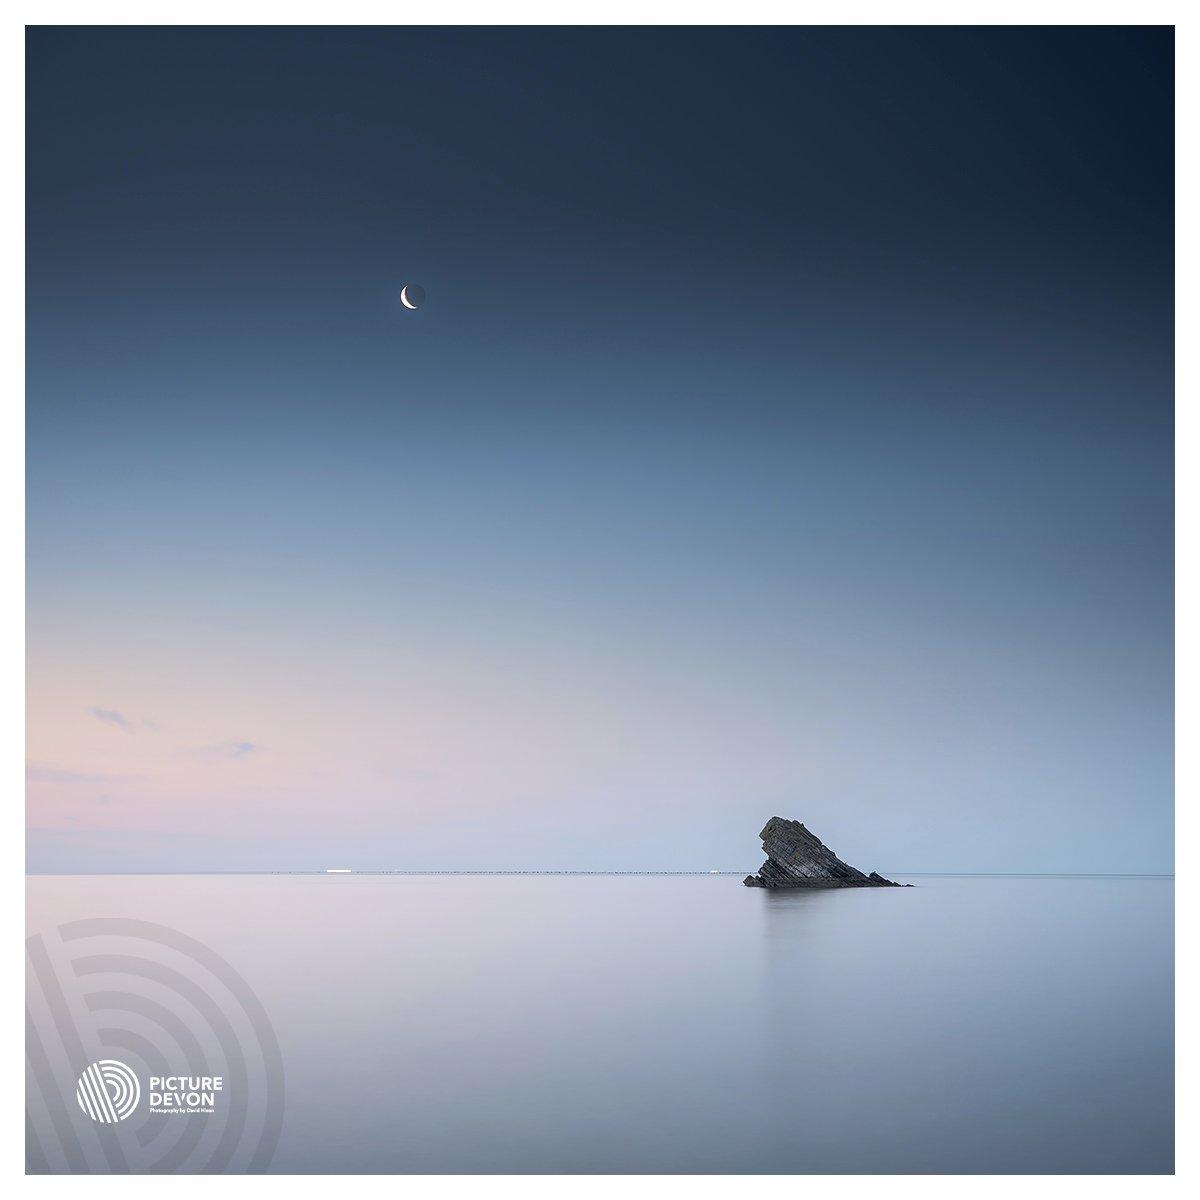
top-left (26, 27), bottom-right (1173, 874)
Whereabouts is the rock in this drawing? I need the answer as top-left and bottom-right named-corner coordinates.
top-left (743, 817), bottom-right (911, 888)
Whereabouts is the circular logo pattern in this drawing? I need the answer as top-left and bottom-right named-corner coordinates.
top-left (76, 1060), bottom-right (140, 1123)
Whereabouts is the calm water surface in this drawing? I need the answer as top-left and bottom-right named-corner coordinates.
top-left (26, 874), bottom-right (1173, 1173)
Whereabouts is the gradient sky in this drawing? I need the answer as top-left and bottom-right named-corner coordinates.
top-left (26, 27), bottom-right (1173, 873)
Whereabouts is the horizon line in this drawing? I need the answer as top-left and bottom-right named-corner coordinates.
top-left (23, 869), bottom-right (1176, 879)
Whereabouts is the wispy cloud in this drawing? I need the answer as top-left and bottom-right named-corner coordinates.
top-left (88, 707), bottom-right (159, 732)
top-left (26, 765), bottom-right (145, 784)
top-left (89, 706), bottom-right (134, 730)
top-left (186, 742), bottom-right (257, 764)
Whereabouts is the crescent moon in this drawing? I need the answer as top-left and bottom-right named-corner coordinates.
top-left (400, 286), bottom-right (417, 310)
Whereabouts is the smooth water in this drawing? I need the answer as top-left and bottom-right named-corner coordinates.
top-left (26, 874), bottom-right (1173, 1174)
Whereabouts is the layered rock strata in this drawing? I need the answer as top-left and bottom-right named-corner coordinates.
top-left (743, 817), bottom-right (908, 888)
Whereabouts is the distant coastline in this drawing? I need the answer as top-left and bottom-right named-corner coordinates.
top-left (24, 870), bottom-right (1175, 878)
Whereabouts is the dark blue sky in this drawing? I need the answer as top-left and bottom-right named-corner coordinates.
top-left (27, 28), bottom-right (1173, 873)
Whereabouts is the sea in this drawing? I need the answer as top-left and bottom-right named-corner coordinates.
top-left (26, 872), bottom-right (1174, 1174)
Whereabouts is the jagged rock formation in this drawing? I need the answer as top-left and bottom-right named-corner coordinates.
top-left (743, 817), bottom-right (909, 887)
